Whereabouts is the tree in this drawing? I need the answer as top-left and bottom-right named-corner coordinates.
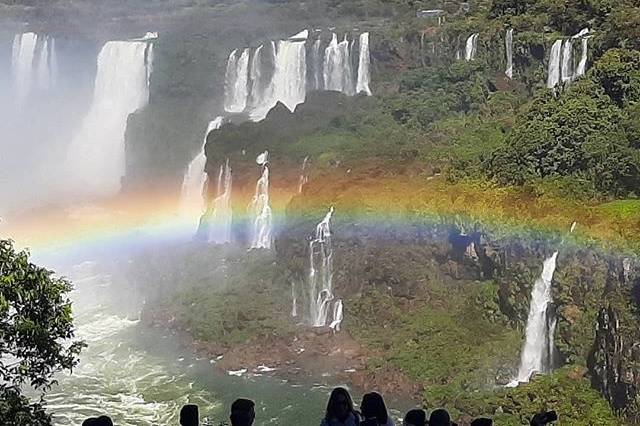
top-left (0, 240), bottom-right (84, 425)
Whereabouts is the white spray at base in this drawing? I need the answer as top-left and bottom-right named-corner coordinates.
top-left (249, 152), bottom-right (272, 249)
top-left (508, 222), bottom-right (578, 387)
top-left (180, 117), bottom-right (225, 231)
top-left (308, 207), bottom-right (343, 331)
top-left (68, 40), bottom-right (153, 196)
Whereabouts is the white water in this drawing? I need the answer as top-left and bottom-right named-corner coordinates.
top-left (202, 159), bottom-right (233, 244)
top-left (11, 32), bottom-right (39, 107)
top-left (324, 33), bottom-right (354, 94)
top-left (505, 29), bottom-right (514, 79)
top-left (271, 33), bottom-right (308, 112)
top-left (68, 41), bottom-right (152, 196)
top-left (180, 117), bottom-right (225, 231)
top-left (465, 34), bottom-right (479, 61)
top-left (515, 251), bottom-right (559, 383)
top-left (291, 282), bottom-right (299, 318)
top-left (547, 40), bottom-right (563, 89)
top-left (308, 207), bottom-right (341, 328)
top-left (224, 48), bottom-right (250, 113)
top-left (312, 39), bottom-right (323, 90)
top-left (298, 156), bottom-right (309, 194)
top-left (561, 39), bottom-right (573, 83)
top-left (249, 153), bottom-right (272, 249)
top-left (575, 31), bottom-right (590, 77)
top-left (329, 299), bottom-right (344, 332)
top-left (36, 36), bottom-right (56, 91)
top-left (356, 32), bottom-right (372, 96)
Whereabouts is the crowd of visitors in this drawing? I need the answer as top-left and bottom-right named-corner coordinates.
top-left (81, 387), bottom-right (557, 425)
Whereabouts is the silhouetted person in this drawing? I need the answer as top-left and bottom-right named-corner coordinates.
top-left (321, 387), bottom-right (360, 426)
top-left (530, 411), bottom-right (557, 426)
top-left (180, 404), bottom-right (199, 426)
top-left (95, 416), bottom-right (113, 426)
top-left (470, 418), bottom-right (493, 426)
top-left (429, 409), bottom-right (453, 426)
top-left (361, 392), bottom-right (395, 426)
top-left (403, 409), bottom-right (426, 426)
top-left (82, 419), bottom-right (98, 426)
top-left (230, 398), bottom-right (255, 426)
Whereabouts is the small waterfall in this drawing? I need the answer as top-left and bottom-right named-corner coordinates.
top-left (68, 40), bottom-right (152, 196)
top-left (248, 45), bottom-right (265, 108)
top-left (308, 207), bottom-right (341, 328)
top-left (180, 117), bottom-right (225, 230)
top-left (356, 32), bottom-right (372, 96)
top-left (298, 156), bottom-right (309, 194)
top-left (291, 282), bottom-right (298, 318)
top-left (36, 37), bottom-right (56, 90)
top-left (329, 299), bottom-right (344, 332)
top-left (224, 48), bottom-right (250, 113)
top-left (323, 33), bottom-right (354, 93)
top-left (312, 38), bottom-right (323, 90)
top-left (505, 29), bottom-right (514, 79)
top-left (547, 40), bottom-right (563, 89)
top-left (515, 251), bottom-right (559, 383)
top-left (11, 33), bottom-right (38, 107)
top-left (575, 29), bottom-right (590, 77)
top-left (200, 158), bottom-right (233, 244)
top-left (249, 152), bottom-right (272, 249)
top-left (465, 33), bottom-right (479, 61)
top-left (561, 39), bottom-right (573, 83)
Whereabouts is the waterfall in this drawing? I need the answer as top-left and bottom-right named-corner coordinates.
top-left (323, 33), bottom-right (346, 93)
top-left (312, 39), bottom-right (323, 90)
top-left (561, 39), bottom-right (573, 83)
top-left (224, 48), bottom-right (250, 113)
top-left (180, 117), bottom-right (225, 230)
top-left (68, 40), bottom-right (152, 196)
top-left (505, 29), bottom-right (514, 79)
top-left (465, 33), bottom-right (479, 61)
top-left (515, 251), bottom-right (559, 383)
top-left (547, 40), bottom-right (562, 89)
top-left (356, 32), bottom-right (372, 96)
top-left (308, 207), bottom-right (341, 327)
top-left (248, 45), bottom-right (265, 107)
top-left (272, 32), bottom-right (308, 112)
top-left (199, 158), bottom-right (233, 244)
top-left (249, 152), bottom-right (272, 249)
top-left (36, 37), bottom-right (56, 90)
top-left (575, 30), bottom-right (590, 77)
top-left (291, 282), bottom-right (298, 318)
top-left (329, 299), bottom-right (344, 332)
top-left (298, 156), bottom-right (309, 193)
top-left (11, 33), bottom-right (38, 107)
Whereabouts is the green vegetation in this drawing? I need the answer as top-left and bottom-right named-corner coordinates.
top-left (0, 240), bottom-right (84, 426)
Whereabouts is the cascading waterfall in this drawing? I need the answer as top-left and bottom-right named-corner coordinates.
top-left (68, 40), bottom-right (153, 196)
top-left (356, 32), bottom-right (372, 96)
top-left (11, 33), bottom-right (39, 106)
top-left (249, 152), bottom-right (273, 249)
top-left (561, 39), bottom-right (573, 83)
top-left (200, 158), bottom-right (233, 244)
top-left (272, 30), bottom-right (308, 112)
top-left (505, 29), bottom-right (514, 79)
top-left (465, 33), bottom-right (479, 61)
top-left (547, 40), bottom-right (563, 89)
top-left (224, 48), bottom-right (250, 113)
top-left (298, 156), bottom-right (309, 194)
top-left (513, 251), bottom-right (559, 384)
top-left (308, 207), bottom-right (342, 329)
top-left (291, 282), bottom-right (298, 318)
top-left (312, 38), bottom-right (323, 90)
top-left (323, 33), bottom-right (355, 94)
top-left (329, 299), bottom-right (344, 332)
top-left (180, 117), bottom-right (225, 230)
top-left (36, 37), bottom-right (57, 90)
top-left (575, 29), bottom-right (590, 77)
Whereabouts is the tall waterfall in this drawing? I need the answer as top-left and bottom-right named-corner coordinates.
top-left (180, 117), bottom-right (225, 230)
top-left (11, 33), bottom-right (39, 106)
top-left (298, 156), bottom-right (309, 193)
top-left (272, 31), bottom-right (308, 112)
top-left (308, 207), bottom-right (342, 328)
top-left (561, 40), bottom-right (573, 83)
top-left (224, 48), bottom-right (250, 113)
top-left (68, 40), bottom-right (153, 196)
top-left (465, 33), bottom-right (479, 61)
top-left (199, 158), bottom-right (233, 244)
top-left (356, 32), bottom-right (372, 96)
top-left (249, 152), bottom-right (272, 249)
top-left (323, 33), bottom-right (354, 94)
top-left (505, 29), bottom-right (514, 79)
top-left (547, 40), bottom-right (563, 89)
top-left (312, 39), bottom-right (323, 90)
top-left (575, 29), bottom-right (590, 77)
top-left (514, 252), bottom-right (559, 383)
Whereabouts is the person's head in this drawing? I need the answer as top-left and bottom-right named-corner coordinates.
top-left (325, 387), bottom-right (355, 422)
top-left (361, 392), bottom-right (389, 424)
top-left (82, 419), bottom-right (98, 426)
top-left (470, 418), bottom-right (493, 426)
top-left (95, 416), bottom-right (113, 426)
top-left (230, 398), bottom-right (255, 426)
top-left (429, 408), bottom-right (452, 426)
top-left (180, 404), bottom-right (199, 426)
top-left (403, 409), bottom-right (427, 426)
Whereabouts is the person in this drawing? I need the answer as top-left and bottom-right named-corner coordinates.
top-left (82, 416), bottom-right (113, 426)
top-left (82, 419), bottom-right (98, 426)
top-left (230, 398), bottom-right (256, 426)
top-left (403, 409), bottom-right (426, 426)
top-left (321, 387), bottom-right (361, 426)
top-left (429, 409), bottom-right (453, 426)
top-left (360, 392), bottom-right (395, 426)
top-left (180, 404), bottom-right (199, 426)
top-left (470, 418), bottom-right (493, 426)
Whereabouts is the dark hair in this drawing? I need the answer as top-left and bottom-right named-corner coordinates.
top-left (429, 408), bottom-right (451, 426)
top-left (82, 419), bottom-right (97, 426)
top-left (325, 387), bottom-right (355, 421)
top-left (470, 418), bottom-right (493, 426)
top-left (95, 416), bottom-right (113, 426)
top-left (230, 398), bottom-right (255, 426)
top-left (404, 409), bottom-right (427, 426)
top-left (180, 404), bottom-right (199, 426)
top-left (361, 392), bottom-right (389, 424)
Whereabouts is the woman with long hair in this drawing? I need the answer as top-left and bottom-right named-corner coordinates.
top-left (361, 392), bottom-right (395, 426)
top-left (321, 387), bottom-right (361, 426)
